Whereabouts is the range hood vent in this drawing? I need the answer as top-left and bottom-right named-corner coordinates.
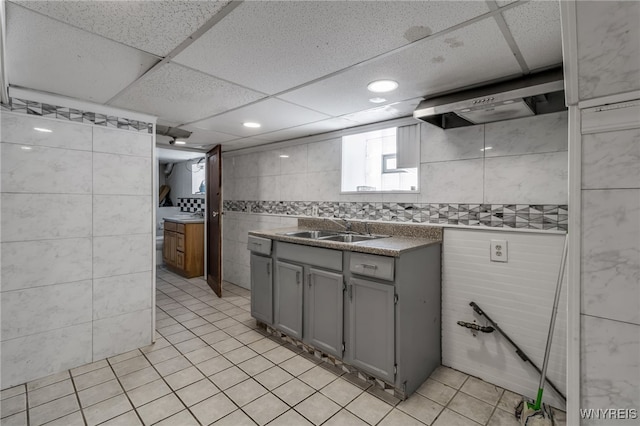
top-left (414, 67), bottom-right (566, 129)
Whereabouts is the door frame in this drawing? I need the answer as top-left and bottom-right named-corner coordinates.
top-left (206, 145), bottom-right (223, 297)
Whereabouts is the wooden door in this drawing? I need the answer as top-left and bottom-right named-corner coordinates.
top-left (206, 145), bottom-right (222, 297)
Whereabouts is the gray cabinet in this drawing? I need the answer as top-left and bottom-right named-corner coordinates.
top-left (347, 277), bottom-right (395, 383)
top-left (274, 260), bottom-right (303, 339)
top-left (250, 253), bottom-right (273, 325)
top-left (305, 268), bottom-right (343, 358)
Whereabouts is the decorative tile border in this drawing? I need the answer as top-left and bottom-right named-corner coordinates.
top-left (1, 98), bottom-right (153, 133)
top-left (178, 197), bottom-right (205, 213)
top-left (223, 200), bottom-right (568, 232)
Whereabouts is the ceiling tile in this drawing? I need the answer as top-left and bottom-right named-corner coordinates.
top-left (173, 1), bottom-right (489, 94)
top-left (502, 1), bottom-right (563, 71)
top-left (257, 117), bottom-right (361, 142)
top-left (110, 63), bottom-right (265, 123)
top-left (278, 18), bottom-right (522, 117)
top-left (12, 0), bottom-right (230, 57)
top-left (6, 3), bottom-right (158, 104)
top-left (496, 0), bottom-right (518, 7)
top-left (220, 138), bottom-right (276, 152)
top-left (180, 125), bottom-right (240, 145)
top-left (340, 99), bottom-right (423, 124)
top-left (189, 98), bottom-right (331, 138)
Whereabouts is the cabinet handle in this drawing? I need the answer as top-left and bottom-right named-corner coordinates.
top-left (308, 274), bottom-right (312, 287)
top-left (361, 264), bottom-right (378, 270)
top-left (296, 271), bottom-right (301, 284)
top-left (348, 283), bottom-right (353, 300)
top-left (266, 263), bottom-right (271, 275)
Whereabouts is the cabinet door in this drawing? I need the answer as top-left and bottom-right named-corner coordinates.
top-left (274, 261), bottom-right (303, 339)
top-left (348, 278), bottom-right (395, 382)
top-left (176, 251), bottom-right (185, 270)
top-left (306, 268), bottom-right (343, 358)
top-left (168, 232), bottom-right (176, 265)
top-left (176, 233), bottom-right (185, 252)
top-left (250, 254), bottom-right (273, 324)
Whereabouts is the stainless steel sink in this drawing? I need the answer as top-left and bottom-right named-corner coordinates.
top-left (279, 230), bottom-right (340, 239)
top-left (320, 234), bottom-right (389, 243)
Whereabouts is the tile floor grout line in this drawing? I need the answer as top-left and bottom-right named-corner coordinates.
top-left (101, 352), bottom-right (147, 426)
top-left (68, 371), bottom-right (90, 426)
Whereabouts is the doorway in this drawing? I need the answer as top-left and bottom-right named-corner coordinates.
top-left (206, 145), bottom-right (223, 297)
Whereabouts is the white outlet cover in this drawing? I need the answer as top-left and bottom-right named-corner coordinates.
top-left (490, 239), bottom-right (508, 262)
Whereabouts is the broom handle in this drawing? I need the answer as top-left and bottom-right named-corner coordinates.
top-left (536, 236), bottom-right (568, 406)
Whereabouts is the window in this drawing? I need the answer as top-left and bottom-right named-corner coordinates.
top-left (341, 126), bottom-right (419, 192)
top-left (191, 161), bottom-right (205, 194)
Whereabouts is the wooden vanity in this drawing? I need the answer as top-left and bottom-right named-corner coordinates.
top-left (163, 218), bottom-right (204, 278)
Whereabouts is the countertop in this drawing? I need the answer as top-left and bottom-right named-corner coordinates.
top-left (164, 216), bottom-right (204, 224)
top-left (249, 226), bottom-right (441, 257)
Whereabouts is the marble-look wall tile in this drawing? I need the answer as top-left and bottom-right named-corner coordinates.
top-left (484, 152), bottom-right (568, 204)
top-left (307, 138), bottom-right (341, 172)
top-left (576, 1), bottom-right (640, 100)
top-left (1, 113), bottom-right (92, 151)
top-left (93, 309), bottom-right (152, 360)
top-left (307, 171), bottom-right (340, 201)
top-left (1, 194), bottom-right (92, 242)
top-left (1, 143), bottom-right (92, 194)
top-left (1, 238), bottom-right (92, 291)
top-left (280, 144), bottom-right (308, 175)
top-left (582, 189), bottom-right (640, 325)
top-left (93, 234), bottom-right (152, 278)
top-left (93, 153), bottom-right (152, 195)
top-left (0, 323), bottom-right (92, 389)
top-left (420, 122), bottom-right (484, 163)
top-left (93, 272), bottom-right (152, 320)
top-left (222, 177), bottom-right (236, 201)
top-left (93, 126), bottom-right (152, 157)
top-left (1, 281), bottom-right (92, 341)
top-left (93, 195), bottom-right (152, 236)
top-left (235, 177), bottom-right (258, 200)
top-left (581, 315), bottom-right (640, 414)
top-left (257, 176), bottom-right (281, 201)
top-left (582, 128), bottom-right (640, 190)
top-left (257, 150), bottom-right (282, 177)
top-left (279, 173), bottom-right (308, 201)
top-left (419, 159), bottom-right (483, 203)
top-left (484, 111), bottom-right (568, 157)
top-left (381, 193), bottom-right (419, 203)
top-left (233, 154), bottom-right (259, 179)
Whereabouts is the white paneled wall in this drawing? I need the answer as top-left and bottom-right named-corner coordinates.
top-left (441, 229), bottom-right (567, 409)
top-left (0, 112), bottom-right (154, 388)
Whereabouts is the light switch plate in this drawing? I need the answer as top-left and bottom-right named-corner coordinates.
top-left (490, 239), bottom-right (508, 262)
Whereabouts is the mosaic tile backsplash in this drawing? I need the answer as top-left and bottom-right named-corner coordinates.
top-left (223, 200), bottom-right (568, 231)
top-left (1, 98), bottom-right (153, 133)
top-left (178, 197), bottom-right (205, 213)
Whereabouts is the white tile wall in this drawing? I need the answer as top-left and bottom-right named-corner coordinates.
top-left (419, 159), bottom-right (484, 204)
top-left (581, 128), bottom-right (640, 190)
top-left (0, 111), bottom-right (154, 389)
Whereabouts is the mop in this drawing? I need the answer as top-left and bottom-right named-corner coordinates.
top-left (516, 236), bottom-right (568, 426)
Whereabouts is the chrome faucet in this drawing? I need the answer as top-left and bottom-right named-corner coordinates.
top-left (327, 218), bottom-right (361, 234)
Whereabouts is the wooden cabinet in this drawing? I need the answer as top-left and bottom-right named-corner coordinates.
top-left (163, 220), bottom-right (204, 278)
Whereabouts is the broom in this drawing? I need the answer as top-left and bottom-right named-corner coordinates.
top-left (516, 236), bottom-right (568, 426)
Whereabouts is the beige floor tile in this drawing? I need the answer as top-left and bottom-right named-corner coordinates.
top-left (73, 367), bottom-right (116, 391)
top-left (165, 366), bottom-right (206, 391)
top-left (497, 390), bottom-right (524, 414)
top-left (181, 317), bottom-right (208, 329)
top-left (202, 312), bottom-right (228, 323)
top-left (165, 330), bottom-right (197, 345)
top-left (224, 323), bottom-right (253, 336)
top-left (1, 394), bottom-right (26, 418)
top-left (0, 411), bottom-right (27, 426)
top-left (378, 408), bottom-right (426, 426)
top-left (28, 379), bottom-right (74, 408)
top-left (225, 378), bottom-right (267, 407)
top-left (254, 366), bottom-right (294, 390)
top-left (29, 394), bottom-right (78, 426)
top-left (184, 346), bottom-right (219, 364)
top-left (154, 356), bottom-right (191, 377)
top-left (126, 379), bottom-right (172, 407)
top-left (295, 392), bottom-right (341, 425)
top-left (196, 355), bottom-right (233, 376)
top-left (144, 346), bottom-right (181, 365)
top-left (42, 411), bottom-right (85, 426)
top-left (279, 355), bottom-right (316, 377)
top-left (70, 360), bottom-right (108, 377)
top-left (487, 407), bottom-right (520, 426)
top-left (262, 346), bottom-right (297, 364)
top-left (346, 392), bottom-right (393, 425)
top-left (416, 378), bottom-right (457, 406)
top-left (210, 366), bottom-right (249, 390)
top-left (211, 337), bottom-right (244, 354)
top-left (448, 392), bottom-right (495, 425)
top-left (83, 394), bottom-right (132, 426)
top-left (136, 393), bottom-right (185, 425)
top-left (298, 366), bottom-right (338, 390)
top-left (213, 317), bottom-right (242, 330)
top-left (201, 330), bottom-right (232, 345)
top-left (461, 376), bottom-right (504, 405)
top-left (175, 337), bottom-right (208, 354)
top-left (77, 379), bottom-right (123, 408)
top-left (248, 338), bottom-right (281, 354)
top-left (209, 409), bottom-right (255, 425)
top-left (111, 355), bottom-right (151, 377)
top-left (190, 393), bottom-right (237, 425)
top-left (190, 323), bottom-right (220, 337)
top-left (320, 378), bottom-right (363, 406)
top-left (237, 355), bottom-right (275, 376)
top-left (272, 378), bottom-right (315, 407)
top-left (323, 409), bottom-right (369, 426)
top-left (244, 393), bottom-right (289, 426)
top-left (119, 367), bottom-right (161, 391)
top-left (27, 371), bottom-right (71, 392)
top-left (140, 338), bottom-right (171, 354)
top-left (99, 410), bottom-right (143, 426)
top-left (154, 410), bottom-right (199, 426)
top-left (235, 330), bottom-right (266, 345)
top-left (176, 379), bottom-right (220, 407)
top-left (1, 385), bottom-right (25, 401)
top-left (430, 366), bottom-right (469, 390)
top-left (397, 392), bottom-right (444, 425)
top-left (432, 408), bottom-right (482, 426)
top-left (268, 409), bottom-right (314, 426)
top-left (108, 349), bottom-right (141, 365)
top-left (224, 346), bottom-right (259, 364)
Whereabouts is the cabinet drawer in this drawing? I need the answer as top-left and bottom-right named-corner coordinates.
top-left (164, 221), bottom-right (176, 231)
top-left (247, 236), bottom-right (272, 255)
top-left (350, 252), bottom-right (394, 281)
top-left (176, 252), bottom-right (184, 269)
top-left (177, 233), bottom-right (185, 252)
top-left (277, 242), bottom-right (342, 271)
top-left (176, 223), bottom-right (185, 234)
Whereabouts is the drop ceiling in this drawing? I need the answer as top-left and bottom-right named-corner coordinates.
top-left (4, 0), bottom-right (563, 152)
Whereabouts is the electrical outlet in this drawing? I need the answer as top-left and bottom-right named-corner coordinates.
top-left (312, 205), bottom-right (319, 216)
top-left (490, 239), bottom-right (508, 262)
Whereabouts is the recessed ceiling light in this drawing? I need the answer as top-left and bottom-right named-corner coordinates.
top-left (243, 122), bottom-right (261, 128)
top-left (174, 140), bottom-right (186, 145)
top-left (34, 127), bottom-right (52, 133)
top-left (367, 80), bottom-right (398, 93)
top-left (369, 97), bottom-right (387, 104)
top-left (21, 146), bottom-right (33, 150)
top-left (279, 155), bottom-right (289, 158)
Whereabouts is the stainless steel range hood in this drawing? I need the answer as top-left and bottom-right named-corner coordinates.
top-left (414, 67), bottom-right (566, 129)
